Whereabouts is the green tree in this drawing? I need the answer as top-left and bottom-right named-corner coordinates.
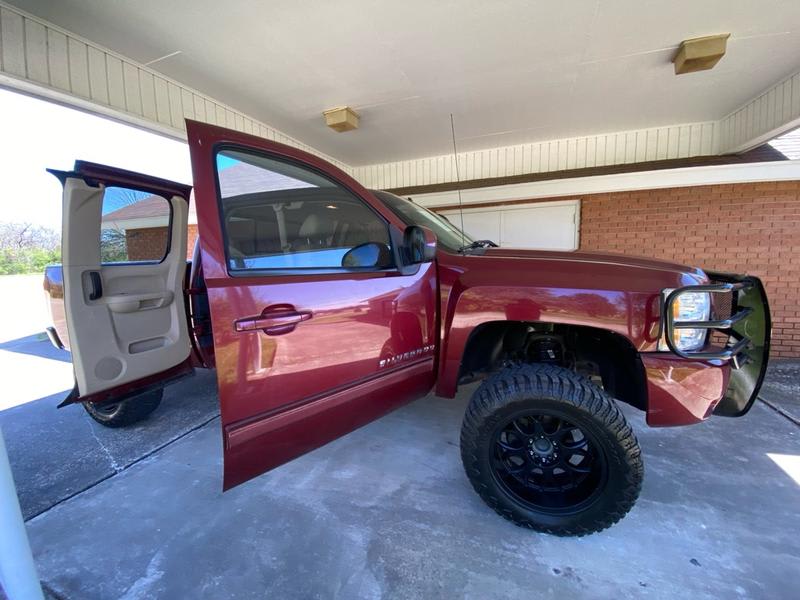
top-left (100, 228), bottom-right (128, 263)
top-left (0, 222), bottom-right (61, 274)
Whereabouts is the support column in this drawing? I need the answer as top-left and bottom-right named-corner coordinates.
top-left (0, 429), bottom-right (43, 600)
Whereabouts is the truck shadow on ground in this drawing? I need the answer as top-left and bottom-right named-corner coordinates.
top-left (0, 332), bottom-right (72, 363)
top-left (0, 368), bottom-right (220, 520)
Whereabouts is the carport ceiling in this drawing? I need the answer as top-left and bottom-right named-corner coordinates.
top-left (10, 0), bottom-right (800, 165)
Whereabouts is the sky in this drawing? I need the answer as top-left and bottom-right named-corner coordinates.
top-left (102, 187), bottom-right (157, 215)
top-left (0, 88), bottom-right (193, 230)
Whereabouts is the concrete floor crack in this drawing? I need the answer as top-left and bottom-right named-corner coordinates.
top-left (86, 419), bottom-right (123, 473)
top-left (758, 396), bottom-right (800, 427)
top-left (25, 413), bottom-right (220, 523)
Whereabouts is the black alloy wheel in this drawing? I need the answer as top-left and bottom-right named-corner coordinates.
top-left (461, 363), bottom-right (643, 536)
top-left (492, 412), bottom-right (608, 515)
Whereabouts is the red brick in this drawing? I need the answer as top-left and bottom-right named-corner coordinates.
top-left (550, 180), bottom-right (799, 356)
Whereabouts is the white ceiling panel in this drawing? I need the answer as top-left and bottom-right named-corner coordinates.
top-left (8, 0), bottom-right (800, 165)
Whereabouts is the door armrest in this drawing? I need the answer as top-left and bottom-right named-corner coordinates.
top-left (103, 291), bottom-right (174, 313)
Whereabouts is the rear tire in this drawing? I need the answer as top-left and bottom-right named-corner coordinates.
top-left (83, 389), bottom-right (163, 428)
top-left (460, 363), bottom-right (643, 536)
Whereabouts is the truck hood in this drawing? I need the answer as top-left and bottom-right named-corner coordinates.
top-left (481, 248), bottom-right (707, 280)
top-left (435, 247), bottom-right (710, 362)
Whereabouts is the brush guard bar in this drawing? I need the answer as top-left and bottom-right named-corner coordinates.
top-left (663, 271), bottom-right (771, 417)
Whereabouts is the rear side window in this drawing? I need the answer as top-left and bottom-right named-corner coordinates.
top-left (215, 149), bottom-right (391, 273)
top-left (100, 186), bottom-right (171, 263)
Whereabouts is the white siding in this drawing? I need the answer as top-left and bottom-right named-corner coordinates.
top-left (0, 1), bottom-right (350, 173)
top-left (719, 70), bottom-right (800, 153)
top-left (352, 122), bottom-right (719, 190)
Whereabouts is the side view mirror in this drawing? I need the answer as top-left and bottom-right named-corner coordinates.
top-left (342, 242), bottom-right (393, 269)
top-left (402, 225), bottom-right (437, 265)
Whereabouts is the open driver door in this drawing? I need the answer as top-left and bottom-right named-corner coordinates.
top-left (186, 120), bottom-right (438, 490)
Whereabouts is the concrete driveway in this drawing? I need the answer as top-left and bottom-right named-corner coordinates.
top-left (1, 274), bottom-right (798, 599)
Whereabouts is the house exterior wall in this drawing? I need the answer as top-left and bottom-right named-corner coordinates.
top-left (124, 227), bottom-right (169, 261)
top-left (187, 224), bottom-right (199, 258)
top-left (124, 225), bottom-right (198, 261)
top-left (491, 181), bottom-right (798, 357)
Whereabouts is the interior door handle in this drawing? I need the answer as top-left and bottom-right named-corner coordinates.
top-left (234, 308), bottom-right (312, 335)
top-left (88, 271), bottom-right (103, 300)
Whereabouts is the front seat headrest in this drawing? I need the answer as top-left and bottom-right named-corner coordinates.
top-left (298, 213), bottom-right (335, 243)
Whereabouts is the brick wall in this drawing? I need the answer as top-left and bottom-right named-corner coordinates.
top-left (187, 224), bottom-right (199, 259)
top-left (125, 224), bottom-right (199, 261)
top-left (576, 181), bottom-right (799, 357)
top-left (125, 227), bottom-right (169, 261)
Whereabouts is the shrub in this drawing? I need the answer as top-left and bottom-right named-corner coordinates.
top-left (0, 223), bottom-right (61, 274)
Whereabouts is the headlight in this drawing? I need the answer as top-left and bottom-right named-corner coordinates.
top-left (660, 290), bottom-right (711, 351)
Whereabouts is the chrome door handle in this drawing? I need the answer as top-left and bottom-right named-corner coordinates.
top-left (234, 309), bottom-right (312, 335)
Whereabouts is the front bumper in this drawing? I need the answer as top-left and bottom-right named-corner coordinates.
top-left (646, 271), bottom-right (771, 426)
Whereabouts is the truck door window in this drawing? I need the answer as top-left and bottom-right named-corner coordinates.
top-left (100, 186), bottom-right (171, 263)
top-left (216, 149), bottom-right (392, 273)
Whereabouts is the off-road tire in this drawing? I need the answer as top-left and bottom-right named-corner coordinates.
top-left (460, 363), bottom-right (643, 536)
top-left (83, 389), bottom-right (163, 428)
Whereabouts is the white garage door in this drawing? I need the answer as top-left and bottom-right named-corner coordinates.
top-left (438, 199), bottom-right (580, 250)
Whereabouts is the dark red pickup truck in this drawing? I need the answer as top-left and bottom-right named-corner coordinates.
top-left (43, 120), bottom-right (770, 536)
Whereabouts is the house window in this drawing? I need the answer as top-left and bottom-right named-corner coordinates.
top-left (100, 187), bottom-right (171, 263)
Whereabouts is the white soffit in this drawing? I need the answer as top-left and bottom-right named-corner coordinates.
top-left (8, 0), bottom-right (800, 164)
top-left (0, 2), bottom-right (351, 172)
top-left (353, 121), bottom-right (719, 189)
top-left (719, 71), bottom-right (800, 153)
top-left (2, 1), bottom-right (800, 191)
top-left (357, 66), bottom-right (800, 190)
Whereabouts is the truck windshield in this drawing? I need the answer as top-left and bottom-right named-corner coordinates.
top-left (372, 190), bottom-right (473, 252)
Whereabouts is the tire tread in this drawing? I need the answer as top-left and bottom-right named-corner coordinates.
top-left (83, 390), bottom-right (163, 428)
top-left (460, 363), bottom-right (643, 536)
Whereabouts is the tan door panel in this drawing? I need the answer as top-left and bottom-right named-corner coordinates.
top-left (61, 176), bottom-right (191, 397)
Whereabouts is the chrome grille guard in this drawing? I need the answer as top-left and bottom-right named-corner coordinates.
top-left (663, 271), bottom-right (771, 417)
